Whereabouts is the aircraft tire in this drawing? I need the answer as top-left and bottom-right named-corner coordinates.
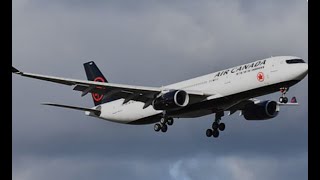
top-left (206, 129), bottom-right (213, 137)
top-left (154, 123), bottom-right (161, 132)
top-left (212, 130), bottom-right (219, 138)
top-left (283, 97), bottom-right (288, 103)
top-left (167, 118), bottom-right (174, 126)
top-left (218, 123), bottom-right (225, 131)
top-left (279, 97), bottom-right (283, 103)
top-left (160, 118), bottom-right (167, 124)
top-left (212, 122), bottom-right (219, 130)
top-left (161, 124), bottom-right (168, 132)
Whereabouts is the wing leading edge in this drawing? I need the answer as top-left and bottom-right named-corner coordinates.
top-left (12, 66), bottom-right (208, 108)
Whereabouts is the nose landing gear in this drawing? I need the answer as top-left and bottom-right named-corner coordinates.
top-left (279, 87), bottom-right (289, 103)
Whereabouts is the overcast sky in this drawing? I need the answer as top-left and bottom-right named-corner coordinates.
top-left (13, 0), bottom-right (308, 180)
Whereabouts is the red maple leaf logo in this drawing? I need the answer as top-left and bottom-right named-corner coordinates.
top-left (92, 77), bottom-right (105, 102)
top-left (257, 72), bottom-right (264, 82)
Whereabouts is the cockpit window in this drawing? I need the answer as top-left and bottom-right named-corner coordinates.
top-left (286, 59), bottom-right (305, 64)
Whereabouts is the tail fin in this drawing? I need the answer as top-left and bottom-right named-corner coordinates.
top-left (84, 61), bottom-right (108, 106)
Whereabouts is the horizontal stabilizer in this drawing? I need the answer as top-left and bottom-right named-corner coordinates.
top-left (42, 103), bottom-right (101, 116)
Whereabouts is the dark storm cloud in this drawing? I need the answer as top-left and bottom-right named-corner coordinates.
top-left (13, 0), bottom-right (308, 179)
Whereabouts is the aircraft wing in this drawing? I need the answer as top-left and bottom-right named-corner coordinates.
top-left (226, 97), bottom-right (299, 116)
top-left (12, 67), bottom-right (208, 108)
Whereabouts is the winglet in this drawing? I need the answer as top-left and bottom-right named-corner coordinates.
top-left (12, 66), bottom-right (22, 74)
top-left (291, 96), bottom-right (297, 103)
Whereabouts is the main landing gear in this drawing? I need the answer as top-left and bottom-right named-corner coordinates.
top-left (279, 87), bottom-right (289, 103)
top-left (206, 112), bottom-right (225, 138)
top-left (154, 117), bottom-right (174, 133)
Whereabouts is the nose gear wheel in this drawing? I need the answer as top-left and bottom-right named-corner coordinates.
top-left (279, 87), bottom-right (289, 103)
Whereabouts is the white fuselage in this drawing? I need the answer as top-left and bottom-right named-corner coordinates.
top-left (89, 56), bottom-right (308, 124)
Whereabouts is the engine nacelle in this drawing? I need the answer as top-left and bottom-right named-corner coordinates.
top-left (152, 90), bottom-right (189, 110)
top-left (243, 100), bottom-right (279, 120)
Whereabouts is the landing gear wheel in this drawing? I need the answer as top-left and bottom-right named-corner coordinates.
top-left (206, 129), bottom-right (213, 137)
top-left (279, 97), bottom-right (284, 103)
top-left (283, 97), bottom-right (288, 103)
top-left (154, 123), bottom-right (161, 132)
top-left (212, 122), bottom-right (219, 130)
top-left (160, 118), bottom-right (167, 124)
top-left (167, 118), bottom-right (174, 126)
top-left (212, 130), bottom-right (219, 138)
top-left (161, 124), bottom-right (168, 132)
top-left (218, 123), bottom-right (225, 131)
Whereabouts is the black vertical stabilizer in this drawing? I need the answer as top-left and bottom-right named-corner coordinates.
top-left (83, 61), bottom-right (108, 106)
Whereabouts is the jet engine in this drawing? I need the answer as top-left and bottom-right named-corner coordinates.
top-left (152, 90), bottom-right (189, 110)
top-left (243, 100), bottom-right (279, 120)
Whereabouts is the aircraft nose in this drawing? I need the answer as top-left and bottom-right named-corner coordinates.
top-left (302, 63), bottom-right (308, 74)
top-left (297, 63), bottom-right (308, 80)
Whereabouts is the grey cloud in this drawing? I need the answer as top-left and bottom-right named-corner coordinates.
top-left (13, 0), bottom-right (307, 81)
top-left (13, 0), bottom-right (308, 180)
top-left (13, 152), bottom-right (307, 180)
top-left (168, 152), bottom-right (307, 180)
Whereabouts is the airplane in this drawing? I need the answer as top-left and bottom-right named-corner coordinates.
top-left (12, 56), bottom-right (308, 138)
